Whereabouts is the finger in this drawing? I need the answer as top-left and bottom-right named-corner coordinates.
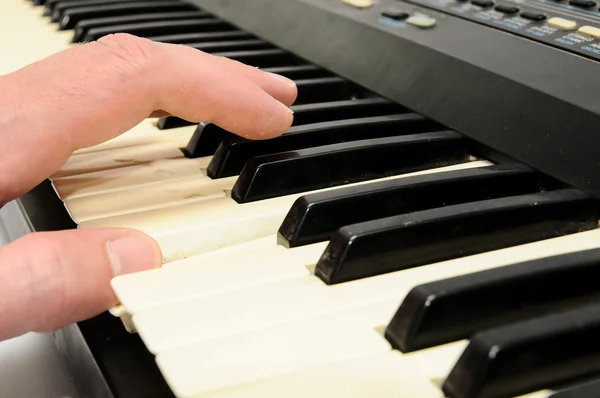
top-left (199, 51), bottom-right (297, 107)
top-left (149, 110), bottom-right (171, 118)
top-left (147, 55), bottom-right (298, 118)
top-left (0, 228), bottom-right (162, 341)
top-left (150, 41), bottom-right (296, 138)
top-left (0, 33), bottom-right (296, 203)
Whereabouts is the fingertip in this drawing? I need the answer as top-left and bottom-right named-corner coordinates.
top-left (265, 71), bottom-right (298, 106)
top-left (241, 99), bottom-right (294, 140)
top-left (207, 53), bottom-right (298, 107)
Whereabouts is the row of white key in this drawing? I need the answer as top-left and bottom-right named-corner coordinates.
top-left (110, 218), bottom-right (600, 397)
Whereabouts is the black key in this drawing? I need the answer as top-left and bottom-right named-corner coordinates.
top-left (157, 116), bottom-right (196, 130)
top-left (569, 0), bottom-right (596, 7)
top-left (278, 163), bottom-right (546, 248)
top-left (314, 188), bottom-right (598, 284)
top-left (294, 77), bottom-right (356, 104)
top-left (442, 303), bottom-right (600, 398)
top-left (51, 0), bottom-right (129, 21)
top-left (183, 122), bottom-right (228, 156)
top-left (46, 0), bottom-right (100, 8)
top-left (386, 246), bottom-right (600, 353)
top-left (208, 114), bottom-right (441, 178)
top-left (231, 130), bottom-right (471, 203)
top-left (181, 96), bottom-right (394, 148)
top-left (146, 31), bottom-right (252, 44)
top-left (211, 49), bottom-right (298, 67)
top-left (290, 97), bottom-right (404, 125)
top-left (83, 19), bottom-right (232, 42)
top-left (189, 39), bottom-right (273, 53)
top-left (261, 65), bottom-right (330, 80)
top-left (45, 0), bottom-right (107, 16)
top-left (549, 378), bottom-right (600, 397)
top-left (60, 1), bottom-right (199, 30)
top-left (72, 11), bottom-right (209, 42)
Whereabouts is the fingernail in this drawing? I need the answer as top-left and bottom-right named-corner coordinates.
top-left (107, 234), bottom-right (162, 276)
top-left (283, 103), bottom-right (294, 114)
top-left (267, 72), bottom-right (296, 88)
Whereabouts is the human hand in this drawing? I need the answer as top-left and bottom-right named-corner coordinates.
top-left (0, 33), bottom-right (297, 341)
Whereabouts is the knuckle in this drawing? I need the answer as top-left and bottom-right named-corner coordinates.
top-left (26, 234), bottom-right (71, 332)
top-left (95, 33), bottom-right (157, 72)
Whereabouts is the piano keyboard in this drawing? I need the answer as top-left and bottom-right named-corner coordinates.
top-left (5, 1), bottom-right (600, 397)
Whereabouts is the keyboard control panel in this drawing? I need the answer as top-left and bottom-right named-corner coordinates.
top-left (338, 0), bottom-right (600, 61)
top-left (401, 0), bottom-right (600, 61)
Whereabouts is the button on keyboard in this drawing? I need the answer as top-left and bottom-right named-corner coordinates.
top-left (495, 5), bottom-right (519, 13)
top-left (579, 25), bottom-right (600, 38)
top-left (471, 0), bottom-right (494, 7)
top-left (406, 15), bottom-right (437, 28)
top-left (341, 0), bottom-right (373, 8)
top-left (381, 10), bottom-right (410, 20)
top-left (569, 0), bottom-right (596, 7)
top-left (520, 12), bottom-right (546, 21)
top-left (548, 17), bottom-right (577, 30)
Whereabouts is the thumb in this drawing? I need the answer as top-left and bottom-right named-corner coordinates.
top-left (0, 228), bottom-right (161, 341)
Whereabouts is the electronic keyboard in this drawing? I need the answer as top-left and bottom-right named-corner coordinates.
top-left (3, 0), bottom-right (600, 397)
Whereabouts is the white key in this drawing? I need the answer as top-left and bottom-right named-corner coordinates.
top-left (51, 142), bottom-right (185, 179)
top-left (194, 349), bottom-right (553, 398)
top-left (155, 298), bottom-right (469, 397)
top-left (82, 161), bottom-right (491, 262)
top-left (127, 228), bottom-right (600, 353)
top-left (65, 175), bottom-right (237, 222)
top-left (111, 236), bottom-right (327, 311)
top-left (53, 157), bottom-right (212, 200)
top-left (73, 123), bottom-right (195, 155)
top-left (155, 301), bottom-right (400, 397)
top-left (192, 351), bottom-right (451, 398)
top-left (108, 234), bottom-right (285, 318)
top-left (85, 194), bottom-right (294, 262)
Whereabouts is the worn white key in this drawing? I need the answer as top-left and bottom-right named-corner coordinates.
top-left (52, 157), bottom-right (212, 200)
top-left (65, 175), bottom-right (236, 222)
top-left (73, 124), bottom-right (195, 155)
top-left (155, 301), bottom-right (400, 397)
top-left (86, 194), bottom-right (293, 262)
top-left (82, 161), bottom-right (491, 262)
top-left (128, 228), bottom-right (600, 353)
top-left (111, 236), bottom-right (327, 311)
top-left (51, 142), bottom-right (184, 179)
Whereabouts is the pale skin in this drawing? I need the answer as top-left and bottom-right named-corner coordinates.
top-left (0, 33), bottom-right (297, 342)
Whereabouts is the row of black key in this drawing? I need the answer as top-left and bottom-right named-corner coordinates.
top-left (35, 1), bottom-right (600, 397)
